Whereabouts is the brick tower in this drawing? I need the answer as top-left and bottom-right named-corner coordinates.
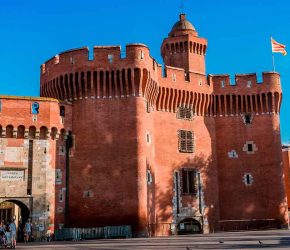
top-left (161, 14), bottom-right (207, 74)
top-left (39, 13), bottom-right (288, 236)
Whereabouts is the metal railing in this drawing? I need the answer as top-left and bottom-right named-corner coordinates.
top-left (219, 219), bottom-right (281, 231)
top-left (54, 225), bottom-right (132, 241)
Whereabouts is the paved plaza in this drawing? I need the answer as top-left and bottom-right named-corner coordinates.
top-left (16, 229), bottom-right (290, 249)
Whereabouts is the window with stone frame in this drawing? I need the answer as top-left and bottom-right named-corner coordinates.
top-left (181, 169), bottom-right (197, 195)
top-left (177, 106), bottom-right (193, 120)
top-left (242, 113), bottom-right (253, 125)
top-left (178, 130), bottom-right (194, 153)
top-left (243, 173), bottom-right (253, 186)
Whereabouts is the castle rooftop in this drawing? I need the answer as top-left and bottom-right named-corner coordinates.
top-left (169, 13), bottom-right (198, 37)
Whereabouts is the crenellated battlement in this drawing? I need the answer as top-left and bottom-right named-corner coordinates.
top-left (156, 64), bottom-right (210, 92)
top-left (41, 43), bottom-right (151, 75)
top-left (210, 72), bottom-right (281, 94)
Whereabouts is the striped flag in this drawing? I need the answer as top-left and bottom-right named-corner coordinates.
top-left (271, 37), bottom-right (287, 56)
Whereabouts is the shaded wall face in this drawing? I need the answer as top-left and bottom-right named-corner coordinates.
top-left (150, 111), bottom-right (219, 234)
top-left (282, 150), bottom-right (290, 208)
top-left (216, 115), bottom-right (288, 225)
top-left (68, 98), bottom-right (141, 229)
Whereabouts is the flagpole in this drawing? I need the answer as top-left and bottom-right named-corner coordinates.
top-left (272, 53), bottom-right (276, 72)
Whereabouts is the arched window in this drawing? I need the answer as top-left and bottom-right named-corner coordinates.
top-left (51, 127), bottom-right (58, 140)
top-left (267, 92), bottom-right (273, 112)
top-left (6, 125), bottom-right (13, 138)
top-left (28, 126), bottom-right (36, 139)
top-left (17, 125), bottom-right (25, 139)
top-left (39, 126), bottom-right (48, 140)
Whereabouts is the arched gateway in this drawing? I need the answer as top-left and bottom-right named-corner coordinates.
top-left (0, 199), bottom-right (30, 225)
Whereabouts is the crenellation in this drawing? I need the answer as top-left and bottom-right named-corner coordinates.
top-left (94, 45), bottom-right (121, 63)
top-left (211, 72), bottom-right (282, 95)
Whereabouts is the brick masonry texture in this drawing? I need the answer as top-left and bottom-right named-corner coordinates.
top-left (0, 14), bottom-right (288, 237)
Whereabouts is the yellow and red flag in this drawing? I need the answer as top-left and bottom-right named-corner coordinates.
top-left (271, 37), bottom-right (287, 56)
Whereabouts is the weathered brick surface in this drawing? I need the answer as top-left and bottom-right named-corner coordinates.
top-left (0, 97), bottom-right (67, 237)
top-left (38, 14), bottom-right (288, 235)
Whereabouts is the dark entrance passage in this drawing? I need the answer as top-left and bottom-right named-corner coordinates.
top-left (0, 200), bottom-right (30, 242)
top-left (177, 218), bottom-right (202, 234)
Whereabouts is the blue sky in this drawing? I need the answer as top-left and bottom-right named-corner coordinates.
top-left (0, 0), bottom-right (290, 142)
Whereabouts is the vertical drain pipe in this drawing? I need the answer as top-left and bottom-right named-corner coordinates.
top-left (64, 133), bottom-right (72, 227)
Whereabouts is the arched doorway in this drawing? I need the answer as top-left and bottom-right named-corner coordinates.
top-left (177, 218), bottom-right (202, 234)
top-left (0, 200), bottom-right (30, 241)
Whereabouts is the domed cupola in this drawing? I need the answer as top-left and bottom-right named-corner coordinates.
top-left (169, 14), bottom-right (198, 37)
top-left (161, 14), bottom-right (207, 75)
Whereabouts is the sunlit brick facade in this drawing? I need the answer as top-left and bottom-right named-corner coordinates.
top-left (0, 14), bottom-right (288, 237)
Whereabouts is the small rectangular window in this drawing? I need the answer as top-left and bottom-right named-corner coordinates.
top-left (108, 54), bottom-right (113, 64)
top-left (247, 80), bottom-right (252, 88)
top-left (178, 130), bottom-right (194, 153)
top-left (181, 169), bottom-right (196, 194)
top-left (245, 114), bottom-right (251, 124)
top-left (246, 174), bottom-right (250, 184)
top-left (185, 72), bottom-right (190, 81)
top-left (70, 57), bottom-right (75, 64)
top-left (140, 50), bottom-right (144, 59)
top-left (177, 107), bottom-right (193, 120)
top-left (56, 169), bottom-right (62, 184)
top-left (247, 143), bottom-right (253, 152)
top-left (172, 73), bottom-right (176, 82)
top-left (60, 106), bottom-right (65, 116)
top-left (221, 80), bottom-right (225, 88)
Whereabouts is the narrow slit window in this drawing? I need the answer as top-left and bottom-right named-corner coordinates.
top-left (172, 73), bottom-right (176, 82)
top-left (247, 143), bottom-right (253, 152)
top-left (108, 54), bottom-right (114, 64)
top-left (147, 170), bottom-right (152, 184)
top-left (243, 173), bottom-right (253, 186)
top-left (146, 133), bottom-right (150, 144)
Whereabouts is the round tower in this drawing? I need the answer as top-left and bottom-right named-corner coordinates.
top-left (161, 14), bottom-right (207, 74)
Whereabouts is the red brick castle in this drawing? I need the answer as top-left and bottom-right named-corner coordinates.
top-left (0, 14), bottom-right (288, 237)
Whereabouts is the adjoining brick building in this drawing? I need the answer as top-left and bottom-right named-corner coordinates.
top-left (0, 14), bottom-right (288, 237)
top-left (0, 96), bottom-right (70, 238)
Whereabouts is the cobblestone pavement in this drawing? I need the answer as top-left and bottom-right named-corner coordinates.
top-left (16, 229), bottom-right (290, 249)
